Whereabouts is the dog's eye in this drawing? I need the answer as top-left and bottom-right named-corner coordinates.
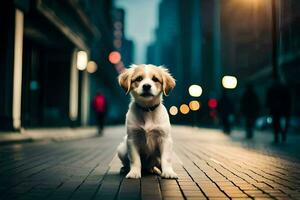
top-left (135, 76), bottom-right (143, 82)
top-left (152, 77), bottom-right (159, 82)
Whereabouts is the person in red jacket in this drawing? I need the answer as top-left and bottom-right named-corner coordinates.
top-left (92, 92), bottom-right (107, 134)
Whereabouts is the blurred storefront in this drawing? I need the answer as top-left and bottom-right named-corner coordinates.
top-left (0, 0), bottom-right (123, 131)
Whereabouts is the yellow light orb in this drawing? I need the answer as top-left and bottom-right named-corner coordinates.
top-left (189, 100), bottom-right (200, 111)
top-left (180, 104), bottom-right (190, 115)
top-left (188, 85), bottom-right (203, 97)
top-left (169, 106), bottom-right (178, 116)
top-left (222, 76), bottom-right (237, 89)
top-left (77, 51), bottom-right (88, 70)
top-left (86, 61), bottom-right (98, 73)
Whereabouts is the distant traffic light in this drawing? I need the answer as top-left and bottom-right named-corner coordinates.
top-left (208, 98), bottom-right (218, 109)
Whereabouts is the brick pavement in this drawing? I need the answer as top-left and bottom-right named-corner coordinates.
top-left (0, 126), bottom-right (300, 200)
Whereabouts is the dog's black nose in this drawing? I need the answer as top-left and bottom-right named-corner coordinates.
top-left (143, 84), bottom-right (151, 91)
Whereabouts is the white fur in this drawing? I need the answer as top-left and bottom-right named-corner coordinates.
top-left (117, 64), bottom-right (177, 179)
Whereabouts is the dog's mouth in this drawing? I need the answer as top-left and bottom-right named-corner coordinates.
top-left (140, 92), bottom-right (154, 97)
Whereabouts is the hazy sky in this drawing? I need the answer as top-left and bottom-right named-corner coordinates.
top-left (115, 0), bottom-right (161, 64)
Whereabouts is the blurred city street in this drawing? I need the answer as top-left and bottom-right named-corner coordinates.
top-left (1, 0), bottom-right (300, 200)
top-left (1, 126), bottom-right (300, 200)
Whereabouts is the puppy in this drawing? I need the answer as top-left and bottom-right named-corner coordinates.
top-left (117, 64), bottom-right (178, 179)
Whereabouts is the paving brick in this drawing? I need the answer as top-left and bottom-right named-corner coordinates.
top-left (1, 127), bottom-right (300, 200)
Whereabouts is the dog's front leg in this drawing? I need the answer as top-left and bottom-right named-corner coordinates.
top-left (160, 138), bottom-right (178, 179)
top-left (126, 138), bottom-right (141, 178)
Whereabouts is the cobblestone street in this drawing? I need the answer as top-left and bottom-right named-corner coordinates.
top-left (1, 126), bottom-right (300, 200)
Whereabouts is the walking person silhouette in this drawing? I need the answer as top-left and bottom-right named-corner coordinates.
top-left (241, 84), bottom-right (260, 139)
top-left (218, 90), bottom-right (234, 134)
top-left (266, 80), bottom-right (291, 143)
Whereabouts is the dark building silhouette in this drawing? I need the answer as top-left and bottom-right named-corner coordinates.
top-left (146, 0), bottom-right (180, 106)
top-left (146, 0), bottom-right (221, 124)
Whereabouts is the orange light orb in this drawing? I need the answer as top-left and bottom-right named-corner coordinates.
top-left (108, 51), bottom-right (121, 64)
top-left (189, 100), bottom-right (200, 111)
top-left (180, 104), bottom-right (190, 115)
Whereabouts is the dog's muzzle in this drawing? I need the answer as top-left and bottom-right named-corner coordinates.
top-left (141, 84), bottom-right (153, 97)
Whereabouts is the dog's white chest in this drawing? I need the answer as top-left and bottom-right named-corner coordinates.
top-left (131, 121), bottom-right (165, 155)
top-left (126, 103), bottom-right (170, 154)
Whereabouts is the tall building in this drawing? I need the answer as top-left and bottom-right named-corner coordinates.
top-left (147, 0), bottom-right (221, 117)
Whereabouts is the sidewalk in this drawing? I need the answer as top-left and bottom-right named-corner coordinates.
top-left (229, 128), bottom-right (300, 160)
top-left (0, 126), bottom-right (300, 200)
top-left (0, 127), bottom-right (99, 144)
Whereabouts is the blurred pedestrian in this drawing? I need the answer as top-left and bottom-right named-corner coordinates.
top-left (240, 84), bottom-right (260, 139)
top-left (266, 80), bottom-right (291, 143)
top-left (92, 91), bottom-right (107, 134)
top-left (217, 90), bottom-right (234, 134)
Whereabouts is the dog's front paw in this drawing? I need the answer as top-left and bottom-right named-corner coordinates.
top-left (126, 168), bottom-right (141, 179)
top-left (161, 168), bottom-right (178, 179)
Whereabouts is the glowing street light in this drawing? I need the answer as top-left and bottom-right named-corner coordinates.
top-left (180, 104), bottom-right (190, 115)
top-left (108, 51), bottom-right (121, 64)
top-left (222, 76), bottom-right (237, 89)
top-left (77, 51), bottom-right (88, 70)
top-left (169, 106), bottom-right (178, 116)
top-left (188, 85), bottom-right (202, 97)
top-left (86, 61), bottom-right (98, 73)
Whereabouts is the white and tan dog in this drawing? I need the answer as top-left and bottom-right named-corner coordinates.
top-left (117, 64), bottom-right (178, 179)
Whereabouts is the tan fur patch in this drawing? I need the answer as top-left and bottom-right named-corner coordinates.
top-left (118, 64), bottom-right (175, 95)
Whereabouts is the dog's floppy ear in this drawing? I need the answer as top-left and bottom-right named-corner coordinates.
top-left (118, 68), bottom-right (133, 94)
top-left (160, 66), bottom-right (176, 96)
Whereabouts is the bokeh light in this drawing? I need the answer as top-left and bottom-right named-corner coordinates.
top-left (222, 76), bottom-right (237, 89)
top-left (169, 106), bottom-right (178, 116)
top-left (77, 51), bottom-right (88, 70)
top-left (108, 51), bottom-right (121, 64)
top-left (189, 100), bottom-right (200, 111)
top-left (208, 98), bottom-right (218, 109)
top-left (188, 85), bottom-right (202, 97)
top-left (180, 104), bottom-right (190, 114)
top-left (86, 61), bottom-right (98, 73)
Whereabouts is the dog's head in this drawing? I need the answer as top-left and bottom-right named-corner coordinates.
top-left (118, 64), bottom-right (175, 102)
